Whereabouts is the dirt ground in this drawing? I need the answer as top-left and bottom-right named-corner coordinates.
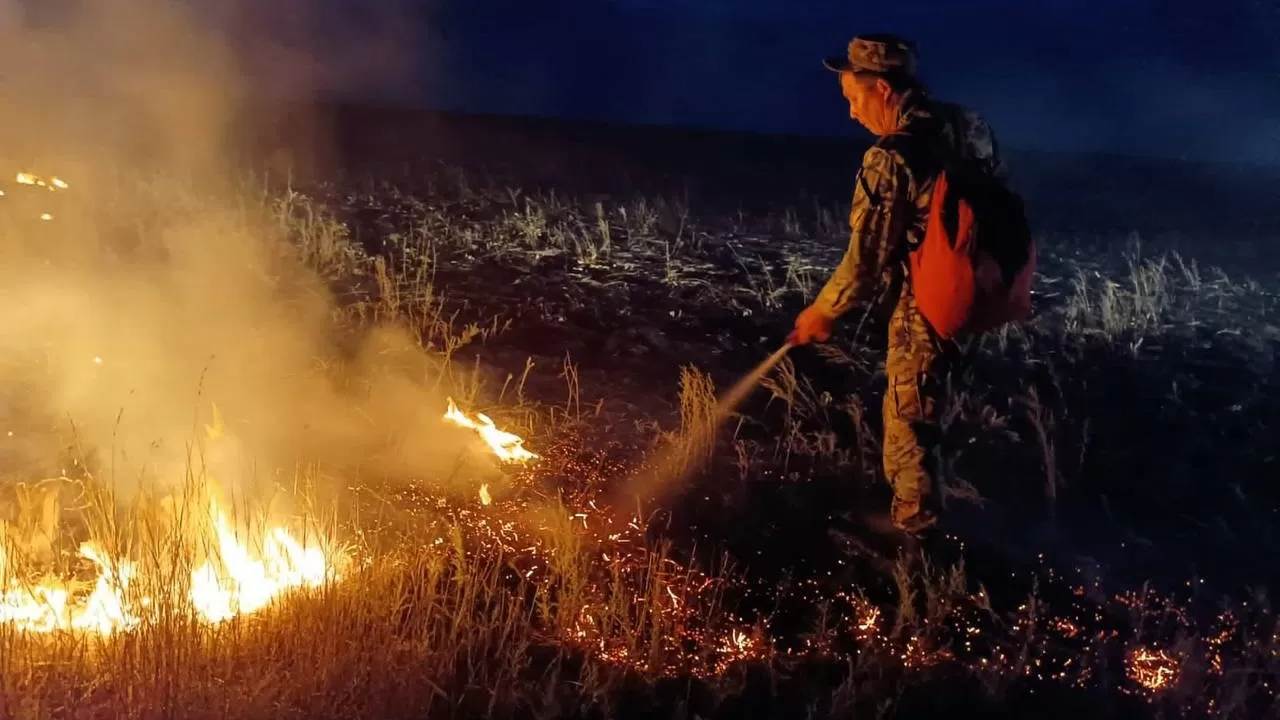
top-left (2, 103), bottom-right (1277, 719)
top-left (260, 105), bottom-right (1280, 717)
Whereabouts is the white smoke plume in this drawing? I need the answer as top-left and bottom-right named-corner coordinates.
top-left (0, 0), bottom-right (495, 509)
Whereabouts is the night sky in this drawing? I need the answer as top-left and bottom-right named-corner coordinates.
top-left (325, 0), bottom-right (1280, 167)
top-left (11, 0), bottom-right (1280, 166)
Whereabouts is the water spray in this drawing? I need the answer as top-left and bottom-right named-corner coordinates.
top-left (711, 342), bottom-right (794, 424)
top-left (618, 342), bottom-right (795, 508)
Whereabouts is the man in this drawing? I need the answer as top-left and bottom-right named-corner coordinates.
top-left (789, 33), bottom-right (1004, 537)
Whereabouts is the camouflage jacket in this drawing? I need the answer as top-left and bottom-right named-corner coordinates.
top-left (813, 91), bottom-right (1004, 319)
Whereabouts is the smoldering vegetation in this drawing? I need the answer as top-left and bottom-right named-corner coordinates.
top-left (0, 2), bottom-right (1277, 719)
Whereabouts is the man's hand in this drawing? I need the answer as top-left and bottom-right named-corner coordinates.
top-left (788, 304), bottom-right (836, 346)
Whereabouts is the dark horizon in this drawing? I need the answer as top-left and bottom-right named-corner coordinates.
top-left (227, 0), bottom-right (1280, 169)
top-left (9, 0), bottom-right (1280, 168)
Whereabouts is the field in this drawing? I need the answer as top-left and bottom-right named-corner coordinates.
top-left (1, 105), bottom-right (1279, 720)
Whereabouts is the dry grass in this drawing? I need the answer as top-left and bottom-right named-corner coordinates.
top-left (0, 539), bottom-right (643, 719)
top-left (1, 164), bottom-right (1276, 720)
top-left (674, 366), bottom-right (719, 469)
top-left (0, 449), bottom-right (748, 719)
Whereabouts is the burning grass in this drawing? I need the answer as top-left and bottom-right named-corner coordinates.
top-left (0, 157), bottom-right (1277, 720)
top-left (0, 495), bottom-right (339, 633)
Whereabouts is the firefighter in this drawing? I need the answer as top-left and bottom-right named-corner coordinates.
top-left (788, 33), bottom-right (1004, 537)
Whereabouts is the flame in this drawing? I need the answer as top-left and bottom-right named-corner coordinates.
top-left (14, 171), bottom-right (67, 191)
top-left (189, 501), bottom-right (332, 624)
top-left (443, 397), bottom-right (539, 463)
top-left (10, 169), bottom-right (68, 221)
top-left (0, 499), bottom-right (340, 634)
top-left (0, 541), bottom-right (142, 633)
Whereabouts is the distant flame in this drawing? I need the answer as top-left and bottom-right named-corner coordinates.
top-left (443, 397), bottom-right (539, 463)
top-left (14, 172), bottom-right (67, 191)
top-left (11, 169), bottom-right (68, 221)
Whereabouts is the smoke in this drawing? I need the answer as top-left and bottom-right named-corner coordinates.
top-left (0, 0), bottom-right (497, 507)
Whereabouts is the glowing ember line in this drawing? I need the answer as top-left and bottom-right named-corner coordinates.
top-left (443, 397), bottom-right (539, 463)
top-left (1128, 646), bottom-right (1179, 692)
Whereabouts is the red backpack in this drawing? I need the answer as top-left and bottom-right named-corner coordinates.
top-left (909, 164), bottom-right (1036, 339)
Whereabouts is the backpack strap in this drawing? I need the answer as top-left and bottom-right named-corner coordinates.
top-left (873, 129), bottom-right (952, 254)
top-left (873, 129), bottom-right (941, 187)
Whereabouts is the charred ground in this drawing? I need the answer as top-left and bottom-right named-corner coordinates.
top-left (256, 104), bottom-right (1280, 717)
top-left (282, 104), bottom-right (1280, 583)
top-left (2, 102), bottom-right (1278, 719)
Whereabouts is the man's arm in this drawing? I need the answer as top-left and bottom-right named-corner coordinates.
top-left (812, 146), bottom-right (913, 318)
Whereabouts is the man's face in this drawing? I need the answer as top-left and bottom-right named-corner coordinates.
top-left (840, 71), bottom-right (896, 136)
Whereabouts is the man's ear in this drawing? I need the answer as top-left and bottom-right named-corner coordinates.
top-left (874, 76), bottom-right (894, 101)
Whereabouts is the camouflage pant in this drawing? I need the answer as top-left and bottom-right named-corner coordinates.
top-left (883, 288), bottom-right (952, 534)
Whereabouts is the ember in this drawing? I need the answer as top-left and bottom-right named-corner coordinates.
top-left (1127, 646), bottom-right (1180, 692)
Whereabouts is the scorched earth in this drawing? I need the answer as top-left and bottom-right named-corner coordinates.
top-left (0, 150), bottom-right (1277, 720)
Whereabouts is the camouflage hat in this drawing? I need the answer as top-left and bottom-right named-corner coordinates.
top-left (823, 33), bottom-right (918, 76)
